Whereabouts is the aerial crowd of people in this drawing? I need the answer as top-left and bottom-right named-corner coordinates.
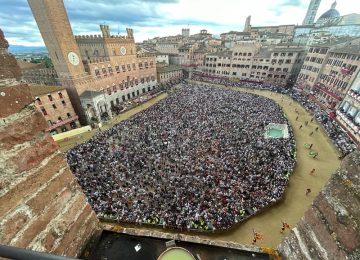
top-left (191, 73), bottom-right (356, 157)
top-left (67, 84), bottom-right (296, 231)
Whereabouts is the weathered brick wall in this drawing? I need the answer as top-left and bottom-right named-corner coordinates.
top-left (278, 150), bottom-right (360, 260)
top-left (0, 30), bottom-right (99, 257)
top-left (0, 29), bottom-right (21, 80)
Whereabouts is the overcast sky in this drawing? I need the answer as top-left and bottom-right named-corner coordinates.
top-left (1, 0), bottom-right (358, 46)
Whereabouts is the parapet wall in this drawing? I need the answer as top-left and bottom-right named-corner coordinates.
top-left (278, 150), bottom-right (360, 259)
top-left (0, 83), bottom-right (99, 256)
top-left (0, 36), bottom-right (100, 258)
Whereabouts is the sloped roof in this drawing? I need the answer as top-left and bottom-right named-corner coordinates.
top-left (29, 85), bottom-right (65, 97)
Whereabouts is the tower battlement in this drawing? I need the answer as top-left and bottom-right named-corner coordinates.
top-left (74, 26), bottom-right (134, 40)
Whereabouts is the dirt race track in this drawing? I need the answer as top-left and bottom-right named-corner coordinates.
top-left (57, 84), bottom-right (341, 248)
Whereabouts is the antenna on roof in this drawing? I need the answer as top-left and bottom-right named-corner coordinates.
top-left (117, 24), bottom-right (120, 35)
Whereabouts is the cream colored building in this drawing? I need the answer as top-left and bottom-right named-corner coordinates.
top-left (313, 42), bottom-right (360, 111)
top-left (30, 85), bottom-right (80, 135)
top-left (203, 42), bottom-right (306, 86)
top-left (156, 64), bottom-right (183, 83)
top-left (337, 71), bottom-right (360, 144)
top-left (155, 41), bottom-right (179, 54)
top-left (296, 44), bottom-right (331, 93)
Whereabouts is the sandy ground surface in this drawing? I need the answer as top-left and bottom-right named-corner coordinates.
top-left (57, 84), bottom-right (341, 249)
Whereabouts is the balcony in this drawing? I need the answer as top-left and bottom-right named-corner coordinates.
top-left (348, 89), bottom-right (360, 103)
top-left (337, 111), bottom-right (359, 133)
top-left (45, 115), bottom-right (79, 132)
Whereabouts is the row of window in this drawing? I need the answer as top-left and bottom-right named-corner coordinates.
top-left (273, 52), bottom-right (294, 57)
top-left (110, 86), bottom-right (157, 105)
top-left (160, 72), bottom-right (182, 79)
top-left (51, 100), bottom-right (67, 109)
top-left (329, 52), bottom-right (360, 61)
top-left (305, 56), bottom-right (324, 64)
top-left (308, 48), bottom-right (328, 55)
top-left (36, 92), bottom-right (63, 105)
top-left (320, 74), bottom-right (349, 89)
top-left (46, 113), bottom-right (73, 124)
top-left (270, 59), bottom-right (292, 65)
top-left (302, 65), bottom-right (320, 74)
top-left (326, 59), bottom-right (358, 72)
top-left (206, 57), bottom-right (218, 62)
top-left (40, 104), bottom-right (71, 118)
top-left (95, 62), bottom-right (154, 76)
top-left (207, 63), bottom-right (288, 72)
top-left (234, 52), bottom-right (252, 56)
top-left (105, 76), bottom-right (156, 95)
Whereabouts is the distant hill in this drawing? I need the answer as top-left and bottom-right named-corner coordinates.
top-left (9, 45), bottom-right (47, 54)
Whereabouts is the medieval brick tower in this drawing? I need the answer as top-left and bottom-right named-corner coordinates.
top-left (28, 0), bottom-right (89, 123)
top-left (28, 0), bottom-right (158, 125)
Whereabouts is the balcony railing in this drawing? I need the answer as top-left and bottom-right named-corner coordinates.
top-left (46, 115), bottom-right (79, 132)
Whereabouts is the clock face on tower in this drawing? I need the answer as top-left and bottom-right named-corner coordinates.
top-left (120, 46), bottom-right (127, 55)
top-left (68, 52), bottom-right (80, 66)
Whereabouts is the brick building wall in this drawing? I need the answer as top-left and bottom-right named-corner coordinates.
top-left (278, 151), bottom-right (360, 259)
top-left (0, 30), bottom-right (99, 257)
top-left (31, 86), bottom-right (80, 134)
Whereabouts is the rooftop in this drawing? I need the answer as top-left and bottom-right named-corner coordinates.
top-left (28, 85), bottom-right (65, 97)
top-left (331, 44), bottom-right (360, 55)
top-left (207, 51), bottom-right (232, 58)
top-left (157, 65), bottom-right (182, 73)
top-left (80, 90), bottom-right (104, 99)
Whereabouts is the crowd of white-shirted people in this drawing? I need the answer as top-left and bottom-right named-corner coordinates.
top-left (67, 83), bottom-right (296, 231)
top-left (191, 73), bottom-right (357, 157)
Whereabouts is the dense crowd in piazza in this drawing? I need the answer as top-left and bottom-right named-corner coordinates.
top-left (191, 73), bottom-right (357, 157)
top-left (67, 84), bottom-right (296, 231)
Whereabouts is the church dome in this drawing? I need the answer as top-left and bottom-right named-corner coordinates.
top-left (318, 9), bottom-right (340, 19)
top-left (318, 1), bottom-right (340, 20)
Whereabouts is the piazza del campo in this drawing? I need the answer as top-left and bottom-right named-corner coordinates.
top-left (0, 0), bottom-right (359, 259)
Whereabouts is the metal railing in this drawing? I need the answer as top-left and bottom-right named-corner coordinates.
top-left (0, 244), bottom-right (78, 260)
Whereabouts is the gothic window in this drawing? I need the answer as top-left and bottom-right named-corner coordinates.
top-left (102, 68), bottom-right (107, 74)
top-left (127, 64), bottom-right (131, 71)
top-left (122, 65), bottom-right (126, 72)
top-left (115, 66), bottom-right (120, 73)
top-left (48, 94), bottom-right (53, 101)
